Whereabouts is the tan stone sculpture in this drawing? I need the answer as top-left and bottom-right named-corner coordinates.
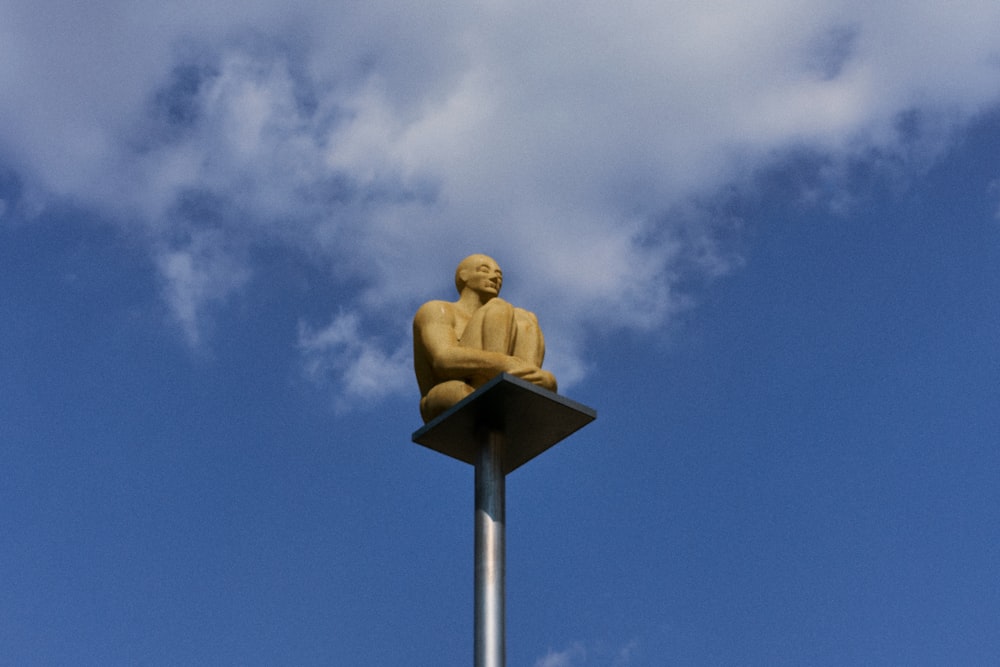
top-left (413, 254), bottom-right (557, 422)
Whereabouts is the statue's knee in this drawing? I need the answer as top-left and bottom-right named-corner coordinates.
top-left (514, 307), bottom-right (538, 326)
top-left (477, 299), bottom-right (516, 345)
top-left (514, 308), bottom-right (541, 339)
top-left (484, 298), bottom-right (514, 318)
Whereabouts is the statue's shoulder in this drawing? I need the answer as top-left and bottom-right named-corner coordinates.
top-left (414, 299), bottom-right (457, 324)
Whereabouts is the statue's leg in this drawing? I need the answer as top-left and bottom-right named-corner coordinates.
top-left (511, 307), bottom-right (545, 366)
top-left (421, 380), bottom-right (475, 422)
top-left (459, 298), bottom-right (517, 354)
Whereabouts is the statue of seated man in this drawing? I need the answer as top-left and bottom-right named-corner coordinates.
top-left (413, 253), bottom-right (557, 422)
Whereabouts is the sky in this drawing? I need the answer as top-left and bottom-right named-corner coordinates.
top-left (1, 1), bottom-right (999, 665)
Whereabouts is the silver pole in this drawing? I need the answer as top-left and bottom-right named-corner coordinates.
top-left (474, 430), bottom-right (505, 667)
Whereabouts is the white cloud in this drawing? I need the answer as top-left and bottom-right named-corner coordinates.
top-left (535, 642), bottom-right (587, 667)
top-left (533, 638), bottom-right (641, 667)
top-left (988, 179), bottom-right (1000, 220)
top-left (2, 0), bottom-right (1000, 405)
top-left (154, 231), bottom-right (251, 345)
top-left (298, 312), bottom-right (411, 412)
top-left (613, 639), bottom-right (638, 667)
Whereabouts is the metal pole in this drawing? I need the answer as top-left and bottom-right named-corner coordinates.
top-left (474, 430), bottom-right (505, 667)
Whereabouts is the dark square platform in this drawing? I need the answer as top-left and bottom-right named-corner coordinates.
top-left (411, 373), bottom-right (596, 474)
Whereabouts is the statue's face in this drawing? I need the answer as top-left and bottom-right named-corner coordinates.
top-left (459, 255), bottom-right (503, 297)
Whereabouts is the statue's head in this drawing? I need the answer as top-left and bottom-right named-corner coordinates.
top-left (455, 254), bottom-right (503, 297)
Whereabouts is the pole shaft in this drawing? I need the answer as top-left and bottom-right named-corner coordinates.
top-left (474, 431), bottom-right (505, 667)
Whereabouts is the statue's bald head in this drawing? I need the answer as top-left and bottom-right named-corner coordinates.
top-left (455, 254), bottom-right (501, 295)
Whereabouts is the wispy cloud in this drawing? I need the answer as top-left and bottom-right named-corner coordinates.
top-left (3, 1), bottom-right (999, 405)
top-left (154, 230), bottom-right (251, 345)
top-left (533, 639), bottom-right (638, 667)
top-left (298, 312), bottom-right (411, 412)
top-left (535, 642), bottom-right (587, 667)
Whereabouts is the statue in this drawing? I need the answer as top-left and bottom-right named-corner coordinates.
top-left (413, 254), bottom-right (557, 422)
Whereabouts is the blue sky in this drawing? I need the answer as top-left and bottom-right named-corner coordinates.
top-left (2, 2), bottom-right (999, 665)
